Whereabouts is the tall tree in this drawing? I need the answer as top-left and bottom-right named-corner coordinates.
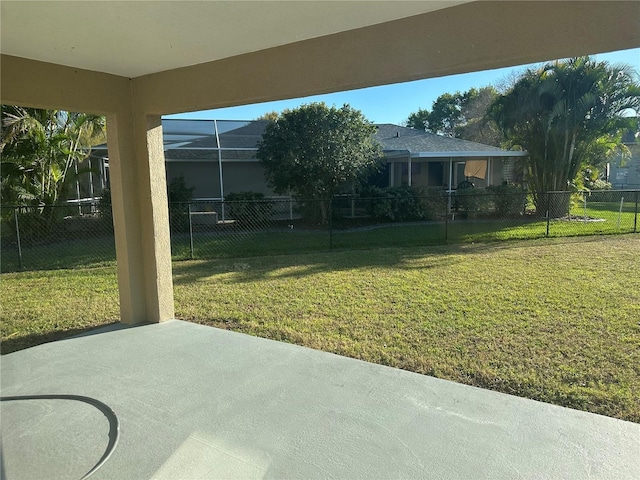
top-left (1, 106), bottom-right (106, 223)
top-left (406, 87), bottom-right (502, 145)
top-left (423, 92), bottom-right (463, 137)
top-left (455, 87), bottom-right (503, 146)
top-left (490, 57), bottom-right (640, 215)
top-left (257, 103), bottom-right (382, 223)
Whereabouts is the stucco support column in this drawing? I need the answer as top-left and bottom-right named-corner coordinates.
top-left (107, 112), bottom-right (175, 324)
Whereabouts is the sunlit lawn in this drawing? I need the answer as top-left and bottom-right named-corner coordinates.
top-left (2, 235), bottom-right (639, 422)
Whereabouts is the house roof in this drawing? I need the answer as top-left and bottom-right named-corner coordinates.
top-left (374, 124), bottom-right (525, 158)
top-left (95, 119), bottom-right (526, 161)
top-left (156, 120), bottom-right (526, 160)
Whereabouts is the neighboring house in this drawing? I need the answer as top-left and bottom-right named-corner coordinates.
top-left (71, 155), bottom-right (110, 205)
top-left (89, 119), bottom-right (527, 201)
top-left (609, 133), bottom-right (640, 189)
top-left (373, 124), bottom-right (526, 191)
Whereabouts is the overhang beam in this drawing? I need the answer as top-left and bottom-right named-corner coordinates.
top-left (134, 1), bottom-right (640, 115)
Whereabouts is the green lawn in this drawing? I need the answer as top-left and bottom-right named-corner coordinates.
top-left (2, 235), bottom-right (639, 422)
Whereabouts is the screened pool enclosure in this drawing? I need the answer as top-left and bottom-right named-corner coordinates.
top-left (89, 119), bottom-right (525, 203)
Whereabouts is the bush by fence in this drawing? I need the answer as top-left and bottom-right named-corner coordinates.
top-left (359, 186), bottom-right (447, 222)
top-left (225, 192), bottom-right (274, 222)
top-left (1, 188), bottom-right (638, 273)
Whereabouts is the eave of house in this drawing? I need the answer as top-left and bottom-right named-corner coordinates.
top-left (409, 150), bottom-right (528, 158)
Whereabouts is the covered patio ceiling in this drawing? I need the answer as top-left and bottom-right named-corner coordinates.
top-left (3, 1), bottom-right (639, 115)
top-left (1, 1), bottom-right (639, 325)
top-left (1, 0), bottom-right (469, 78)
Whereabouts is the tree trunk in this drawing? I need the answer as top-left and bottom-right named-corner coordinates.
top-left (537, 191), bottom-right (571, 218)
top-left (319, 200), bottom-right (327, 224)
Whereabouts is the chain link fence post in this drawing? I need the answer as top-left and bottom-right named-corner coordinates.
top-left (617, 193), bottom-right (624, 230)
top-left (329, 197), bottom-right (334, 250)
top-left (187, 202), bottom-right (194, 260)
top-left (546, 192), bottom-right (551, 237)
top-left (14, 207), bottom-right (24, 270)
top-left (444, 192), bottom-right (449, 243)
top-left (634, 190), bottom-right (638, 234)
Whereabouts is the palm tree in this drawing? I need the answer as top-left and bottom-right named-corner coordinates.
top-left (1, 106), bottom-right (106, 228)
top-left (490, 57), bottom-right (640, 216)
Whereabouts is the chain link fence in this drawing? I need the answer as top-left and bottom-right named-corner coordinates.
top-left (1, 203), bottom-right (115, 272)
top-left (2, 189), bottom-right (638, 273)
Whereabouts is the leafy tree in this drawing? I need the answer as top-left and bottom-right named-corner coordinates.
top-left (1, 106), bottom-right (106, 237)
top-left (425, 92), bottom-right (465, 137)
top-left (406, 108), bottom-right (430, 132)
top-left (455, 87), bottom-right (503, 146)
top-left (490, 57), bottom-right (640, 215)
top-left (406, 87), bottom-right (502, 145)
top-left (1, 106), bottom-right (106, 208)
top-left (407, 93), bottom-right (464, 136)
top-left (257, 103), bottom-right (382, 223)
top-left (256, 111), bottom-right (281, 121)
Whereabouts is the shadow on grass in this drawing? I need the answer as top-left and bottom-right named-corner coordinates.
top-left (1, 321), bottom-right (121, 355)
top-left (171, 234), bottom-right (628, 285)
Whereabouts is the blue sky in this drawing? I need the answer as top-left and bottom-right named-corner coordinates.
top-left (165, 48), bottom-right (640, 126)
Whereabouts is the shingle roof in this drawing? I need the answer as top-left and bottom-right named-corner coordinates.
top-left (94, 120), bottom-right (523, 160)
top-left (374, 124), bottom-right (506, 154)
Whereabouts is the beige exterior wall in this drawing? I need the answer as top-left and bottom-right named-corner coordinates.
top-left (0, 55), bottom-right (129, 114)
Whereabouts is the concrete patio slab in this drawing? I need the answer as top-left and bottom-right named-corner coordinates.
top-left (1, 320), bottom-right (638, 479)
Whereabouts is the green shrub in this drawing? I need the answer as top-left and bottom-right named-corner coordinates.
top-left (2, 206), bottom-right (68, 245)
top-left (486, 184), bottom-right (528, 216)
top-left (225, 192), bottom-right (274, 222)
top-left (412, 186), bottom-right (448, 220)
top-left (588, 178), bottom-right (612, 191)
top-left (168, 176), bottom-right (195, 232)
top-left (13, 209), bottom-right (49, 242)
top-left (361, 186), bottom-right (446, 222)
top-left (98, 188), bottom-right (113, 228)
top-left (454, 188), bottom-right (492, 219)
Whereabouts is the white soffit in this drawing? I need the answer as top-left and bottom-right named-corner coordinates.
top-left (0, 0), bottom-right (471, 78)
